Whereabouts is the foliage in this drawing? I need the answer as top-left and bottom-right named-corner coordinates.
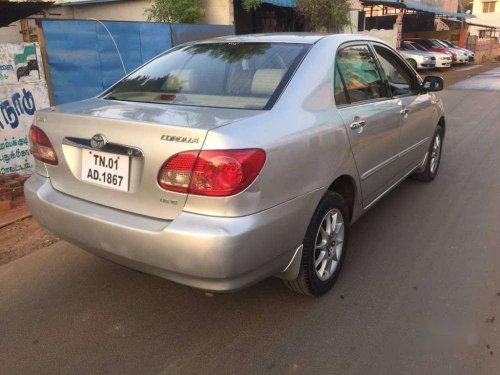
top-left (186, 43), bottom-right (271, 62)
top-left (242, 0), bottom-right (263, 12)
top-left (297, 0), bottom-right (351, 33)
top-left (145, 0), bottom-right (204, 23)
top-left (240, 0), bottom-right (351, 33)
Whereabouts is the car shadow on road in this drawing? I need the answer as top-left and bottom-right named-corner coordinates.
top-left (1, 176), bottom-right (442, 373)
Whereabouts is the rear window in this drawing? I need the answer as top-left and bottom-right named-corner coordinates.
top-left (104, 42), bottom-right (309, 110)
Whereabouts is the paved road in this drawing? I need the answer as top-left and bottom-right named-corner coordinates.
top-left (2, 68), bottom-right (500, 375)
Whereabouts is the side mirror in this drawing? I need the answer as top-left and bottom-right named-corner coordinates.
top-left (422, 76), bottom-right (444, 92)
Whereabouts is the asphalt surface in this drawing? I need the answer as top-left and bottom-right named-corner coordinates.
top-left (2, 67), bottom-right (500, 375)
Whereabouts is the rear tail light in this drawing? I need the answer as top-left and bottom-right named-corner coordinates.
top-left (29, 125), bottom-right (58, 165)
top-left (158, 149), bottom-right (266, 196)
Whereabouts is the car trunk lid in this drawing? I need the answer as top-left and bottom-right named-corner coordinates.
top-left (35, 98), bottom-right (262, 220)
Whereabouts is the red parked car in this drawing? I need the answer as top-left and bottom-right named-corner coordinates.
top-left (404, 39), bottom-right (457, 63)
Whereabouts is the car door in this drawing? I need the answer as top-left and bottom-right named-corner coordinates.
top-left (372, 43), bottom-right (435, 174)
top-left (335, 43), bottom-right (403, 207)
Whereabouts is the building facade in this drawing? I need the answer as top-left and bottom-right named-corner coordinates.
top-left (469, 0), bottom-right (500, 36)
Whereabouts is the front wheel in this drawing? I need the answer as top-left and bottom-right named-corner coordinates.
top-left (412, 125), bottom-right (444, 182)
top-left (407, 59), bottom-right (418, 70)
top-left (284, 192), bottom-right (349, 296)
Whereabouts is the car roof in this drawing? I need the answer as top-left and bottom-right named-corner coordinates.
top-left (194, 33), bottom-right (388, 45)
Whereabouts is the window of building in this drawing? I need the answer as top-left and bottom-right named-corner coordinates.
top-left (482, 1), bottom-right (496, 13)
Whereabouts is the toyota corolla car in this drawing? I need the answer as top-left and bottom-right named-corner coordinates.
top-left (26, 34), bottom-right (445, 296)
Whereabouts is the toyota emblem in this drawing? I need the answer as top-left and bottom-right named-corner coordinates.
top-left (90, 134), bottom-right (107, 149)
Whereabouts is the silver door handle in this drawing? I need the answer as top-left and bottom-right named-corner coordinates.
top-left (349, 120), bottom-right (366, 130)
top-left (400, 108), bottom-right (410, 116)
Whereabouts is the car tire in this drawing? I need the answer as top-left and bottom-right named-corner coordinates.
top-left (412, 125), bottom-right (444, 182)
top-left (284, 191), bottom-right (349, 296)
top-left (408, 59), bottom-right (418, 70)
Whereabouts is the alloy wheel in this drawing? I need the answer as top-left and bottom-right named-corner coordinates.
top-left (314, 209), bottom-right (345, 281)
top-left (429, 133), bottom-right (441, 174)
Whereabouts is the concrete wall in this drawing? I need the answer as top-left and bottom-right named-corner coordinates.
top-left (0, 43), bottom-right (49, 177)
top-left (0, 22), bottom-right (23, 44)
top-left (358, 26), bottom-right (399, 48)
top-left (49, 0), bottom-right (233, 25)
top-left (469, 38), bottom-right (500, 61)
top-left (202, 0), bottom-right (233, 25)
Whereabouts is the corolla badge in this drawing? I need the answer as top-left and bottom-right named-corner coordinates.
top-left (91, 134), bottom-right (107, 149)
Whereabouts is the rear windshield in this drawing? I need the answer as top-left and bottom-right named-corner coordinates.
top-left (104, 42), bottom-right (309, 110)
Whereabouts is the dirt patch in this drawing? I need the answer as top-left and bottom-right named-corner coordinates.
top-left (0, 217), bottom-right (59, 266)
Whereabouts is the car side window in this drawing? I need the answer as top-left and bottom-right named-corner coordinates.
top-left (336, 45), bottom-right (386, 104)
top-left (373, 45), bottom-right (417, 97)
top-left (334, 66), bottom-right (348, 105)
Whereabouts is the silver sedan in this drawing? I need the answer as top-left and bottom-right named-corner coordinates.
top-left (26, 34), bottom-right (445, 296)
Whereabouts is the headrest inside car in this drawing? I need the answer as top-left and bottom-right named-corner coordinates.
top-left (251, 69), bottom-right (285, 96)
top-left (164, 69), bottom-right (194, 92)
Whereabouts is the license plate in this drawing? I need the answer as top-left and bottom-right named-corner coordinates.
top-left (81, 149), bottom-right (130, 192)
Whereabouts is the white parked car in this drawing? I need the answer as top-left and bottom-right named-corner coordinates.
top-left (401, 41), bottom-right (451, 69)
top-left (431, 39), bottom-right (468, 64)
top-left (439, 40), bottom-right (475, 62)
top-left (399, 46), bottom-right (436, 70)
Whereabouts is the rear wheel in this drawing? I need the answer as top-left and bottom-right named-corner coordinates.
top-left (284, 192), bottom-right (349, 296)
top-left (412, 125), bottom-right (444, 182)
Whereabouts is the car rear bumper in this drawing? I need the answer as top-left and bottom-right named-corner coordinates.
top-left (25, 174), bottom-right (317, 292)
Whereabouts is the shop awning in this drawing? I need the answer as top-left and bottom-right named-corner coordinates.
top-left (262, 0), bottom-right (297, 7)
top-left (0, 1), bottom-right (54, 27)
top-left (362, 0), bottom-right (475, 18)
top-left (405, 1), bottom-right (475, 18)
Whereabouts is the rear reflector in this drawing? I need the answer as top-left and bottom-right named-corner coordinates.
top-left (158, 149), bottom-right (266, 196)
top-left (29, 125), bottom-right (58, 165)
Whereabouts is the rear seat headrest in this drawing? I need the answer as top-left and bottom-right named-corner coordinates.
top-left (251, 69), bottom-right (285, 96)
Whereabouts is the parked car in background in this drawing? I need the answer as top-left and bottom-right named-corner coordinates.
top-left (400, 41), bottom-right (451, 69)
top-left (430, 39), bottom-right (469, 64)
top-left (399, 41), bottom-right (436, 70)
top-left (25, 34), bottom-right (446, 296)
top-left (405, 39), bottom-right (464, 64)
top-left (439, 39), bottom-right (475, 62)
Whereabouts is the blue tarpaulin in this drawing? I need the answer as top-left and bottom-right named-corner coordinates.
top-left (262, 0), bottom-right (297, 7)
top-left (42, 20), bottom-right (171, 105)
top-left (42, 20), bottom-right (236, 105)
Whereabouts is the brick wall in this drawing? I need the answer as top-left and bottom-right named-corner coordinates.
top-left (0, 173), bottom-right (28, 211)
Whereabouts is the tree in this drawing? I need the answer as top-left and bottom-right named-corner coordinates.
top-left (242, 0), bottom-right (263, 12)
top-left (297, 0), bottom-right (351, 33)
top-left (145, 0), bottom-right (204, 23)
top-left (241, 0), bottom-right (351, 33)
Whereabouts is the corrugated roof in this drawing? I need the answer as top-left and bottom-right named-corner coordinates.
top-left (362, 0), bottom-right (475, 18)
top-left (0, 1), bottom-right (54, 26)
top-left (58, 0), bottom-right (120, 6)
